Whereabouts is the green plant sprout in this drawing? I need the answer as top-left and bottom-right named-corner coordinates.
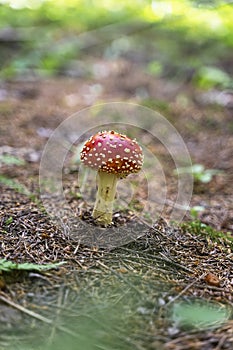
top-left (0, 259), bottom-right (66, 273)
top-left (190, 205), bottom-right (205, 219)
top-left (174, 163), bottom-right (221, 183)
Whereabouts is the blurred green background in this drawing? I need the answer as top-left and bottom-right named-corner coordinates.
top-left (0, 0), bottom-right (232, 89)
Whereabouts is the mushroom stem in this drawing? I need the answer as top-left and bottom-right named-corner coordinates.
top-left (92, 171), bottom-right (118, 226)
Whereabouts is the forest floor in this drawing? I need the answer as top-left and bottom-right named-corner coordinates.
top-left (0, 29), bottom-right (233, 349)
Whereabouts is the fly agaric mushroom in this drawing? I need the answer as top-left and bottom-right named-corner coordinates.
top-left (80, 130), bottom-right (143, 226)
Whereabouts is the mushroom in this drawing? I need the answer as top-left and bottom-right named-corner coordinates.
top-left (80, 130), bottom-right (144, 226)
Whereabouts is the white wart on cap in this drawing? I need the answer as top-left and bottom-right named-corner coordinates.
top-left (80, 130), bottom-right (143, 176)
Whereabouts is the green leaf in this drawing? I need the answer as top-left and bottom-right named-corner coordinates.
top-left (191, 164), bottom-right (205, 174)
top-left (172, 300), bottom-right (231, 330)
top-left (0, 259), bottom-right (66, 272)
top-left (0, 154), bottom-right (25, 166)
top-left (198, 172), bottom-right (213, 183)
top-left (195, 66), bottom-right (232, 89)
top-left (5, 216), bottom-right (13, 225)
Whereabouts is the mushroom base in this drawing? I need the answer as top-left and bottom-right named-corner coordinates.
top-left (92, 171), bottom-right (118, 226)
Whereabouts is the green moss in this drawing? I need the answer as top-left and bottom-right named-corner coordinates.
top-left (181, 220), bottom-right (233, 248)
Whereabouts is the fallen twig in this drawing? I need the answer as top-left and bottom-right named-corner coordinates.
top-left (165, 273), bottom-right (206, 307)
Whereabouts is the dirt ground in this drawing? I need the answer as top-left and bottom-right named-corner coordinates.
top-left (0, 53), bottom-right (233, 349)
top-left (1, 59), bottom-right (232, 229)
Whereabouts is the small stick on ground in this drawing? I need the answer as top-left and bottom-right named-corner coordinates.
top-left (165, 273), bottom-right (206, 306)
top-left (159, 252), bottom-right (194, 274)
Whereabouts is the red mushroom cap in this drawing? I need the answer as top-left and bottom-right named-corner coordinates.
top-left (80, 130), bottom-right (143, 176)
